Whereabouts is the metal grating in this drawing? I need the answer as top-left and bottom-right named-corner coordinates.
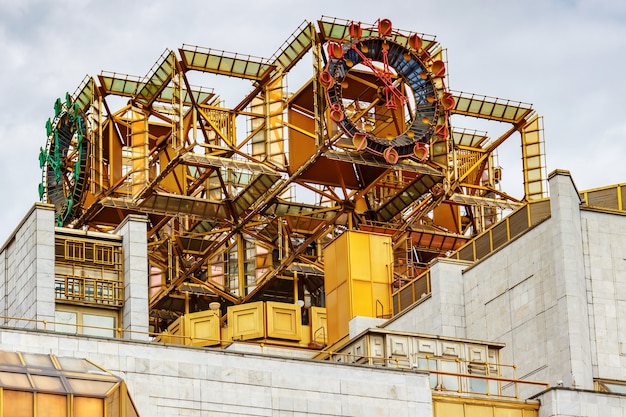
top-left (136, 50), bottom-right (176, 107)
top-left (491, 221), bottom-right (509, 251)
top-left (72, 76), bottom-right (95, 113)
top-left (270, 21), bottom-right (315, 73)
top-left (529, 199), bottom-right (551, 225)
top-left (231, 173), bottom-right (282, 217)
top-left (98, 72), bottom-right (143, 97)
top-left (451, 91), bottom-right (533, 123)
top-left (585, 188), bottom-right (619, 210)
top-left (180, 45), bottom-right (273, 80)
top-left (452, 129), bottom-right (489, 148)
top-left (377, 175), bottom-right (442, 222)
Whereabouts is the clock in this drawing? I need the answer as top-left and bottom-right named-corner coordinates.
top-left (319, 19), bottom-right (453, 164)
top-left (39, 93), bottom-right (89, 226)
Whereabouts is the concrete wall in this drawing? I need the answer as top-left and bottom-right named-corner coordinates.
top-left (462, 171), bottom-right (594, 393)
top-left (534, 388), bottom-right (626, 417)
top-left (0, 203), bottom-right (55, 330)
top-left (0, 327), bottom-right (433, 417)
top-left (385, 259), bottom-right (469, 339)
top-left (115, 214), bottom-right (150, 341)
top-left (385, 171), bottom-right (626, 398)
top-left (581, 208), bottom-right (626, 381)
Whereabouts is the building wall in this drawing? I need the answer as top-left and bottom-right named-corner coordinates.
top-left (534, 388), bottom-right (626, 417)
top-left (385, 171), bottom-right (626, 398)
top-left (115, 214), bottom-right (150, 341)
top-left (0, 328), bottom-right (433, 417)
top-left (582, 208), bottom-right (626, 381)
top-left (0, 203), bottom-right (55, 330)
top-left (462, 172), bottom-right (594, 393)
top-left (385, 259), bottom-right (470, 339)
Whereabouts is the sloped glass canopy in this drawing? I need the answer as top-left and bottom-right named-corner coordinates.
top-left (0, 351), bottom-right (139, 417)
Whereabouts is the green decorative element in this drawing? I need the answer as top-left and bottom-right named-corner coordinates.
top-left (38, 147), bottom-right (46, 169)
top-left (40, 92), bottom-right (90, 226)
top-left (54, 98), bottom-right (62, 118)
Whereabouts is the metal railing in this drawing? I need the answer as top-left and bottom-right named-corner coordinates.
top-left (325, 350), bottom-right (549, 399)
top-left (55, 275), bottom-right (124, 307)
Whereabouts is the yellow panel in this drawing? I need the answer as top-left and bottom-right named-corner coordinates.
top-left (37, 393), bottom-right (67, 417)
top-left (433, 203), bottom-right (461, 234)
top-left (325, 288), bottom-right (340, 345)
top-left (324, 230), bottom-right (393, 345)
top-left (3, 390), bottom-right (33, 417)
top-left (369, 234), bottom-right (392, 283)
top-left (522, 409), bottom-right (538, 417)
top-left (336, 281), bottom-right (350, 341)
top-left (266, 301), bottom-right (302, 341)
top-left (125, 390), bottom-right (140, 417)
top-left (74, 397), bottom-right (103, 417)
top-left (310, 307), bottom-right (327, 344)
top-left (372, 282), bottom-right (392, 318)
top-left (334, 232), bottom-right (349, 289)
top-left (228, 301), bottom-right (265, 340)
top-left (348, 232), bottom-right (371, 281)
top-left (166, 316), bottom-right (187, 345)
top-left (352, 280), bottom-right (374, 317)
top-left (323, 238), bottom-right (338, 291)
top-left (494, 407), bottom-right (523, 417)
top-left (466, 404), bottom-right (494, 417)
top-left (287, 107), bottom-right (317, 172)
top-left (187, 310), bottom-right (221, 346)
top-left (105, 387), bottom-right (120, 417)
top-left (433, 400), bottom-right (464, 417)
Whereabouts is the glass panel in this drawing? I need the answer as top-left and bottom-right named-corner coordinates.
top-left (56, 357), bottom-right (108, 375)
top-left (68, 378), bottom-right (116, 396)
top-left (82, 314), bottom-right (115, 337)
top-left (22, 353), bottom-right (55, 369)
top-left (106, 387), bottom-right (120, 417)
top-left (125, 393), bottom-right (140, 417)
top-left (55, 310), bottom-right (78, 334)
top-left (36, 393), bottom-right (68, 417)
top-left (417, 357), bottom-right (438, 388)
top-left (0, 371), bottom-right (32, 389)
top-left (440, 360), bottom-right (459, 391)
top-left (0, 351), bottom-right (22, 367)
top-left (31, 375), bottom-right (65, 393)
top-left (74, 397), bottom-right (103, 417)
top-left (604, 382), bottom-right (626, 394)
top-left (3, 390), bottom-right (33, 417)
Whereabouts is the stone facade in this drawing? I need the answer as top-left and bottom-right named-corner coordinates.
top-left (115, 214), bottom-right (150, 341)
top-left (386, 170), bottom-right (626, 411)
top-left (0, 203), bottom-right (55, 330)
top-left (0, 328), bottom-right (433, 417)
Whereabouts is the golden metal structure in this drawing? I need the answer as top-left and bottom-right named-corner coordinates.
top-left (40, 17), bottom-right (547, 333)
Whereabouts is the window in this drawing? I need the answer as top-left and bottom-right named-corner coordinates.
top-left (64, 240), bottom-right (85, 261)
top-left (596, 379), bottom-right (626, 394)
top-left (94, 244), bottom-right (114, 265)
top-left (55, 306), bottom-right (119, 338)
top-left (55, 235), bottom-right (123, 307)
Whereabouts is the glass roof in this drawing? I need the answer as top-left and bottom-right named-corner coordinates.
top-left (0, 351), bottom-right (120, 397)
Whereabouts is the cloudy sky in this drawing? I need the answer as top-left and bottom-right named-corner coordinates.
top-left (0, 0), bottom-right (625, 242)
